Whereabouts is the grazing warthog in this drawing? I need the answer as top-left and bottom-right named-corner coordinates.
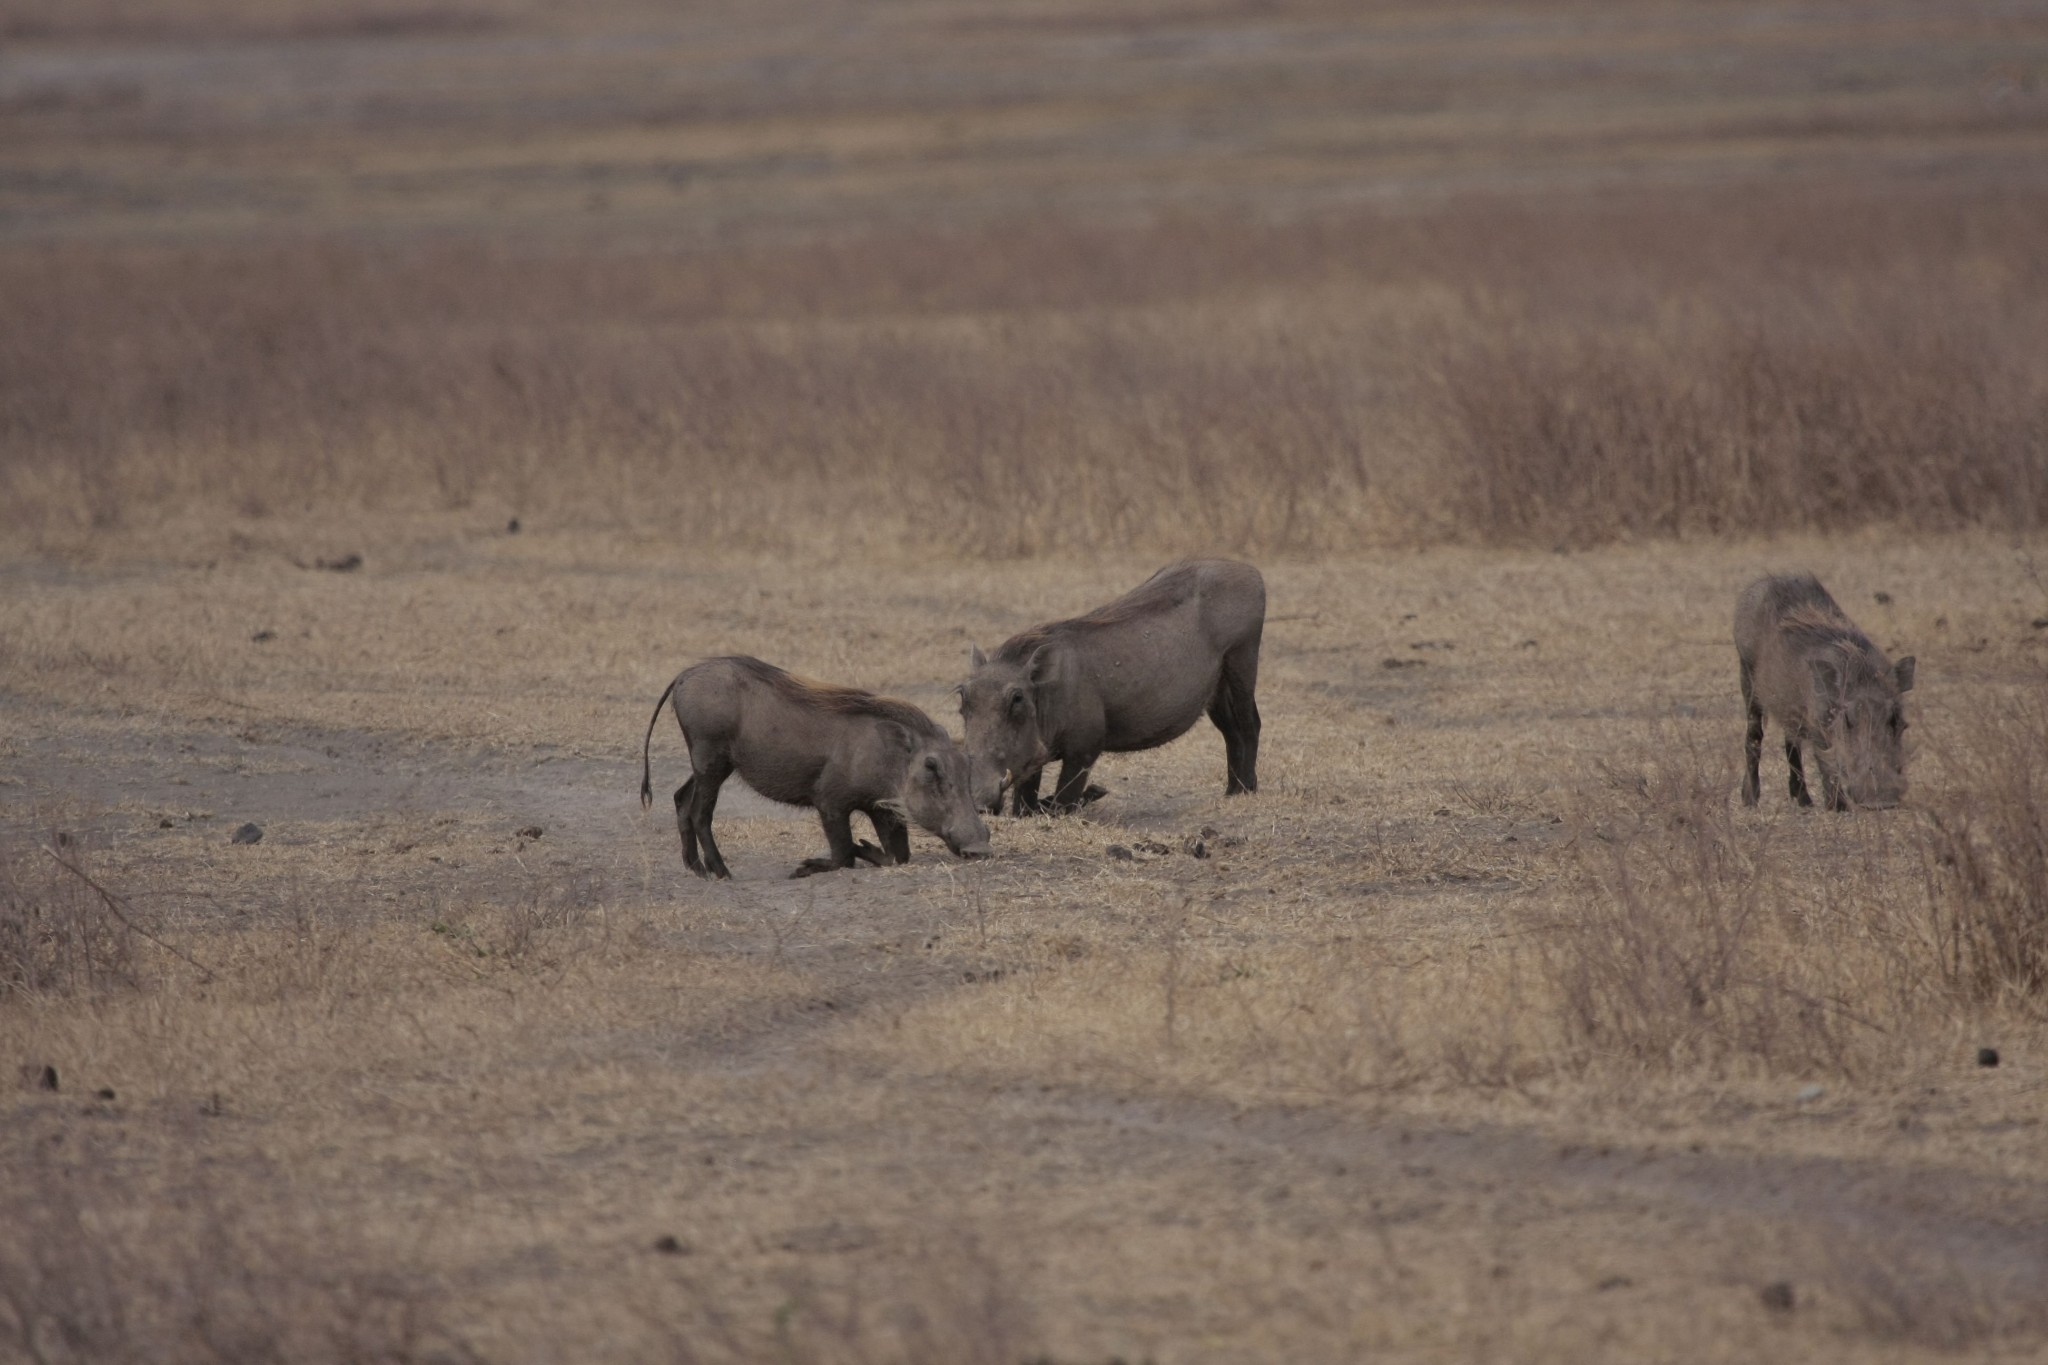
top-left (959, 559), bottom-right (1265, 815)
top-left (639, 656), bottom-right (993, 878)
top-left (1736, 573), bottom-right (1916, 811)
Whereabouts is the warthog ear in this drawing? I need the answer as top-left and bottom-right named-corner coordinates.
top-left (969, 643), bottom-right (987, 669)
top-left (1894, 656), bottom-right (1916, 693)
top-left (1025, 643), bottom-right (1052, 683)
top-left (881, 721), bottom-right (917, 754)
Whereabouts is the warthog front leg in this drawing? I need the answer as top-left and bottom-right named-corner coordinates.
top-left (793, 807), bottom-right (864, 878)
top-left (1051, 755), bottom-right (1106, 814)
top-left (1009, 767), bottom-right (1046, 817)
top-left (866, 808), bottom-right (913, 866)
top-left (1740, 663), bottom-right (1764, 807)
top-left (1785, 739), bottom-right (1814, 808)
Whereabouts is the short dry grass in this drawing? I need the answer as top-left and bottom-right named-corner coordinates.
top-left (7, 536), bottom-right (2048, 1362)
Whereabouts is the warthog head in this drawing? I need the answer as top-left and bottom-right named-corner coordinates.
top-left (1809, 653), bottom-right (1916, 810)
top-left (958, 644), bottom-right (1053, 813)
top-left (892, 733), bottom-right (994, 859)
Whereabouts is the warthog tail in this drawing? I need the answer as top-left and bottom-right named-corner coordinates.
top-left (640, 675), bottom-right (683, 810)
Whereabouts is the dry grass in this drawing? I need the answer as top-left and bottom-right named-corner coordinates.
top-left (5, 187), bottom-right (2046, 559)
top-left (7, 538), bottom-right (2048, 1360)
top-left (1545, 735), bottom-right (1897, 1079)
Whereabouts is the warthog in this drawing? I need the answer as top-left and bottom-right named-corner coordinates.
top-left (1736, 573), bottom-right (1916, 811)
top-left (958, 558), bottom-right (1265, 815)
top-left (639, 656), bottom-right (994, 878)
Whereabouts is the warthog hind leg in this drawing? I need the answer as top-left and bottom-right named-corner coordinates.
top-left (1208, 649), bottom-right (1262, 796)
top-left (672, 777), bottom-right (704, 874)
top-left (688, 764), bottom-right (735, 878)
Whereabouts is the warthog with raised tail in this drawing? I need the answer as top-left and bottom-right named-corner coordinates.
top-left (1736, 573), bottom-right (1915, 811)
top-left (958, 559), bottom-right (1265, 815)
top-left (640, 656), bottom-right (994, 878)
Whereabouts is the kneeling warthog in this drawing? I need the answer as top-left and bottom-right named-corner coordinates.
top-left (640, 656), bottom-right (993, 878)
top-left (1736, 573), bottom-right (1915, 811)
top-left (959, 558), bottom-right (1265, 815)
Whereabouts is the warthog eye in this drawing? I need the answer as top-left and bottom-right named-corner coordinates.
top-left (925, 755), bottom-right (942, 776)
top-left (1007, 691), bottom-right (1026, 718)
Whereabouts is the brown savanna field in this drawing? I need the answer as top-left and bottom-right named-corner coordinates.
top-left (6, 1), bottom-right (2048, 1361)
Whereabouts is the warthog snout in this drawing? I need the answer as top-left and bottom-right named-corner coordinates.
top-left (1814, 698), bottom-right (1910, 811)
top-left (952, 838), bottom-right (994, 860)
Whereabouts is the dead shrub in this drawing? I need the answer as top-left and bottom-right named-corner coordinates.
top-left (1917, 689), bottom-right (2048, 1009)
top-left (492, 867), bottom-right (611, 968)
top-left (1545, 735), bottom-right (1888, 1076)
top-left (0, 837), bottom-right (142, 998)
top-left (0, 1148), bottom-right (473, 1365)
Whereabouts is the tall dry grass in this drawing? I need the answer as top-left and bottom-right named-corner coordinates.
top-left (1545, 734), bottom-right (1910, 1079)
top-left (1918, 685), bottom-right (2048, 1010)
top-left (1545, 689), bottom-right (2048, 1081)
top-left (5, 184), bottom-right (2044, 558)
